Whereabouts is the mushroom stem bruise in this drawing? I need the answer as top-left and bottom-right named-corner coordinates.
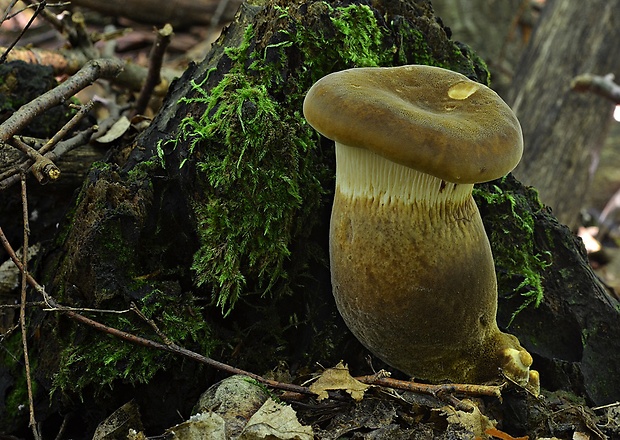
top-left (304, 65), bottom-right (539, 393)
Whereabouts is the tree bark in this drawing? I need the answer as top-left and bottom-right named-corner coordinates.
top-left (431, 0), bottom-right (528, 97)
top-left (69, 0), bottom-right (244, 27)
top-left (508, 0), bottom-right (620, 229)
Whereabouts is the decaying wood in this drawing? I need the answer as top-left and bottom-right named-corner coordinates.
top-left (69, 0), bottom-right (243, 27)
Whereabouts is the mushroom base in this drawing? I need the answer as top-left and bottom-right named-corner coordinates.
top-left (330, 173), bottom-right (538, 390)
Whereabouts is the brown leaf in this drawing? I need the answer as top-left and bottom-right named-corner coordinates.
top-left (309, 361), bottom-right (369, 401)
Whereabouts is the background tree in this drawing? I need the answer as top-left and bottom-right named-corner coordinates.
top-left (506, 0), bottom-right (620, 229)
top-left (432, 0), bottom-right (531, 97)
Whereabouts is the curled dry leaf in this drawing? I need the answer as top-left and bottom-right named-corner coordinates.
top-left (166, 412), bottom-right (227, 440)
top-left (309, 361), bottom-right (369, 401)
top-left (239, 398), bottom-right (313, 440)
top-left (440, 400), bottom-right (495, 438)
top-left (95, 116), bottom-right (131, 143)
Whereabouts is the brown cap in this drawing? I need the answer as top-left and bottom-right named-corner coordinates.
top-left (303, 65), bottom-right (523, 184)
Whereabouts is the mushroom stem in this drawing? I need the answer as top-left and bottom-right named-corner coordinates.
top-left (331, 142), bottom-right (531, 386)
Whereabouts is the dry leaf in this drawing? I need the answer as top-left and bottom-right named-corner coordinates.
top-left (92, 400), bottom-right (143, 440)
top-left (96, 116), bottom-right (131, 143)
top-left (166, 412), bottom-right (227, 440)
top-left (441, 400), bottom-right (495, 438)
top-left (308, 361), bottom-right (369, 401)
top-left (239, 397), bottom-right (313, 440)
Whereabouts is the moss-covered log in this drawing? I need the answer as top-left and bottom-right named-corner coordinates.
top-left (1, 0), bottom-right (619, 436)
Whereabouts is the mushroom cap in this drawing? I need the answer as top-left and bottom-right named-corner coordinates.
top-left (303, 65), bottom-right (523, 184)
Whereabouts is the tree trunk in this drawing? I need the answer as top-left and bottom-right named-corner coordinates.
top-left (508, 0), bottom-right (620, 229)
top-left (431, 0), bottom-right (528, 97)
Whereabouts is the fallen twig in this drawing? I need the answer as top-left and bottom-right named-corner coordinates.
top-left (0, 0), bottom-right (47, 64)
top-left (40, 100), bottom-right (95, 155)
top-left (571, 73), bottom-right (620, 104)
top-left (592, 401), bottom-right (620, 411)
top-left (0, 58), bottom-right (123, 144)
top-left (0, 59), bottom-right (122, 187)
top-left (18, 174), bottom-right (41, 439)
top-left (355, 374), bottom-right (503, 399)
top-left (134, 23), bottom-right (174, 116)
top-left (10, 137), bottom-right (60, 184)
top-left (0, 127), bottom-right (96, 191)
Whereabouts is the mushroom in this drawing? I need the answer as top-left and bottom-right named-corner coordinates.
top-left (303, 65), bottom-right (539, 392)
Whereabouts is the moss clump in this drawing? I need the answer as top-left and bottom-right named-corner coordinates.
top-left (0, 332), bottom-right (32, 430)
top-left (176, 39), bottom-right (323, 314)
top-left (53, 286), bottom-right (216, 394)
top-left (474, 176), bottom-right (552, 323)
top-left (174, 1), bottom-right (490, 315)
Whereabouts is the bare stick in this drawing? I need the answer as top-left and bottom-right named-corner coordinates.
top-left (571, 73), bottom-right (620, 104)
top-left (354, 374), bottom-right (503, 399)
top-left (17, 1), bottom-right (71, 34)
top-left (10, 137), bottom-right (60, 184)
top-left (18, 175), bottom-right (41, 439)
top-left (0, 58), bottom-right (123, 144)
top-left (0, 127), bottom-right (96, 190)
top-left (134, 24), bottom-right (173, 116)
top-left (39, 100), bottom-right (95, 155)
top-left (592, 401), bottom-right (620, 411)
top-left (0, 0), bottom-right (46, 64)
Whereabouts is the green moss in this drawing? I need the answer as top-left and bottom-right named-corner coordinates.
top-left (394, 23), bottom-right (436, 66)
top-left (52, 287), bottom-right (216, 394)
top-left (473, 178), bottom-right (551, 324)
top-left (181, 73), bottom-right (317, 313)
top-left (0, 332), bottom-right (37, 425)
top-left (281, 2), bottom-right (393, 81)
top-left (171, 2), bottom-right (489, 316)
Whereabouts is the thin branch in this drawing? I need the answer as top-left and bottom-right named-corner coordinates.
top-left (18, 174), bottom-right (41, 439)
top-left (0, 302), bottom-right (46, 309)
top-left (592, 401), bottom-right (620, 411)
top-left (0, 0), bottom-right (47, 64)
top-left (134, 24), bottom-right (174, 116)
top-left (0, 126), bottom-right (96, 190)
top-left (10, 137), bottom-right (60, 184)
top-left (19, 1), bottom-right (76, 42)
top-left (354, 374), bottom-right (503, 399)
top-left (571, 73), bottom-right (620, 104)
top-left (69, 11), bottom-right (98, 59)
top-left (0, 0), bottom-right (19, 23)
top-left (39, 100), bottom-right (95, 155)
top-left (131, 302), bottom-right (174, 346)
top-left (0, 58), bottom-right (123, 144)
